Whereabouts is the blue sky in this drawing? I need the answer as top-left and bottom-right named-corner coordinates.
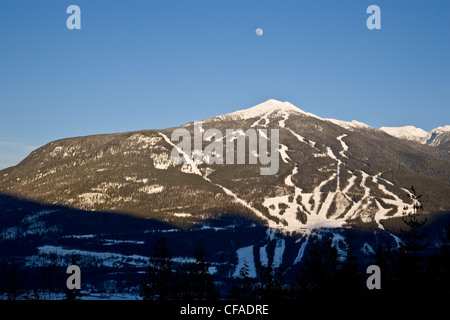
top-left (0, 0), bottom-right (449, 169)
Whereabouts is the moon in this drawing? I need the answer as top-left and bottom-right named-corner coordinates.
top-left (255, 28), bottom-right (263, 36)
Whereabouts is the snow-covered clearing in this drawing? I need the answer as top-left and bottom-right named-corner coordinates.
top-left (233, 246), bottom-right (257, 278)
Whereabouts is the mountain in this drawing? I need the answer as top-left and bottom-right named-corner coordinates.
top-left (1, 99), bottom-right (449, 232)
top-left (1, 99), bottom-right (449, 299)
top-left (379, 126), bottom-right (429, 143)
top-left (380, 125), bottom-right (450, 153)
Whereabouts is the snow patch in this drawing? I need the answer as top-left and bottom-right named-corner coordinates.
top-left (233, 246), bottom-right (257, 278)
top-left (225, 99), bottom-right (314, 121)
top-left (326, 119), bottom-right (371, 130)
top-left (361, 242), bottom-right (375, 255)
top-left (173, 213), bottom-right (192, 218)
top-left (380, 126), bottom-right (428, 142)
top-left (259, 245), bottom-right (269, 266)
top-left (139, 185), bottom-right (164, 194)
top-left (272, 238), bottom-right (285, 268)
top-left (279, 144), bottom-right (291, 163)
top-left (293, 235), bottom-right (309, 264)
top-left (78, 192), bottom-right (107, 205)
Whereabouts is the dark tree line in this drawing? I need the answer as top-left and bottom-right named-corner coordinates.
top-left (141, 187), bottom-right (450, 302)
top-left (140, 237), bottom-right (218, 301)
top-left (1, 188), bottom-right (448, 301)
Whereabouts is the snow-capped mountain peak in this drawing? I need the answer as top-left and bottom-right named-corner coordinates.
top-left (380, 125), bottom-right (450, 150)
top-left (325, 118), bottom-right (372, 130)
top-left (221, 99), bottom-right (319, 120)
top-left (430, 125), bottom-right (450, 133)
top-left (380, 126), bottom-right (428, 142)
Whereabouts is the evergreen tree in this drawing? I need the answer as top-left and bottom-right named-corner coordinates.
top-left (40, 252), bottom-right (59, 297)
top-left (170, 265), bottom-right (191, 301)
top-left (187, 244), bottom-right (218, 300)
top-left (294, 235), bottom-right (341, 299)
top-left (374, 241), bottom-right (398, 300)
top-left (428, 222), bottom-right (450, 299)
top-left (229, 263), bottom-right (257, 300)
top-left (5, 260), bottom-right (19, 300)
top-left (141, 236), bottom-right (174, 300)
top-left (256, 264), bottom-right (285, 300)
top-left (397, 186), bottom-right (428, 298)
top-left (400, 186), bottom-right (428, 253)
top-left (338, 236), bottom-right (363, 299)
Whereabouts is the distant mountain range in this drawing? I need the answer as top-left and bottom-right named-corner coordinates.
top-left (1, 99), bottom-right (449, 232)
top-left (380, 125), bottom-right (450, 152)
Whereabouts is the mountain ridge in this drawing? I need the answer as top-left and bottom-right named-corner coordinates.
top-left (1, 99), bottom-right (449, 233)
top-left (380, 124), bottom-right (450, 151)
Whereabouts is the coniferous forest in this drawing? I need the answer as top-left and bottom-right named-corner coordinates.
top-left (0, 190), bottom-right (448, 305)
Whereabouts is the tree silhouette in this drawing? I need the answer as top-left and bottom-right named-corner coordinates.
top-left (294, 235), bottom-right (340, 299)
top-left (428, 222), bottom-right (450, 298)
top-left (186, 244), bottom-right (218, 300)
top-left (256, 264), bottom-right (285, 300)
top-left (4, 260), bottom-right (20, 300)
top-left (374, 241), bottom-right (398, 300)
top-left (141, 236), bottom-right (173, 300)
top-left (338, 236), bottom-right (363, 299)
top-left (229, 263), bottom-right (258, 300)
top-left (397, 186), bottom-right (428, 298)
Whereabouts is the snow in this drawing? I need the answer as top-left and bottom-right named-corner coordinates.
top-left (226, 99), bottom-right (313, 120)
top-left (272, 238), bottom-right (285, 268)
top-left (78, 192), bottom-right (107, 205)
top-left (262, 161), bottom-right (354, 231)
top-left (426, 125), bottom-right (450, 146)
top-left (389, 233), bottom-right (403, 248)
top-left (161, 132), bottom-right (277, 228)
top-left (293, 235), bottom-right (309, 264)
top-left (151, 152), bottom-right (171, 170)
top-left (251, 111), bottom-right (271, 127)
top-left (326, 119), bottom-right (371, 130)
top-left (331, 232), bottom-right (346, 260)
top-left (63, 234), bottom-right (96, 239)
top-left (171, 257), bottom-right (197, 264)
top-left (318, 191), bottom-right (337, 217)
top-left (233, 246), bottom-right (257, 278)
top-left (326, 147), bottom-right (337, 160)
top-left (380, 126), bottom-right (428, 142)
top-left (342, 172), bottom-right (357, 194)
top-left (343, 171), bottom-right (371, 220)
top-left (82, 293), bottom-right (140, 301)
top-left (221, 185), bottom-right (274, 226)
top-left (139, 185), bottom-right (164, 194)
top-left (287, 128), bottom-right (317, 148)
top-left (279, 144), bottom-right (291, 163)
top-left (263, 166), bottom-right (305, 230)
top-left (434, 125), bottom-right (450, 132)
top-left (102, 239), bottom-right (145, 245)
top-left (37, 245), bottom-right (149, 268)
top-left (126, 134), bottom-right (161, 147)
top-left (379, 124), bottom-right (449, 147)
top-left (173, 213), bottom-right (192, 218)
top-left (278, 111), bottom-right (289, 127)
top-left (376, 173), bottom-right (394, 186)
top-left (259, 245), bottom-right (269, 266)
top-left (361, 242), bottom-right (375, 255)
top-left (337, 134), bottom-right (348, 158)
top-left (208, 266), bottom-right (217, 275)
top-left (160, 132), bottom-right (202, 175)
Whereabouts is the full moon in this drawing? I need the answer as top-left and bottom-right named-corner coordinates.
top-left (255, 28), bottom-right (263, 36)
